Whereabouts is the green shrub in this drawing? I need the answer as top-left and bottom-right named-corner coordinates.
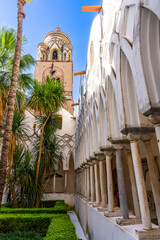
top-left (0, 214), bottom-right (53, 236)
top-left (1, 201), bottom-right (67, 214)
top-left (53, 200), bottom-right (67, 213)
top-left (0, 231), bottom-right (42, 240)
top-left (39, 200), bottom-right (56, 208)
top-left (1, 202), bottom-right (14, 208)
top-left (44, 215), bottom-right (78, 240)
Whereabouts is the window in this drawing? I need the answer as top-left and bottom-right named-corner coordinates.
top-left (64, 53), bottom-right (66, 61)
top-left (52, 50), bottom-right (58, 60)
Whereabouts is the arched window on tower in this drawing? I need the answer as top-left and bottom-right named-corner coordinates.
top-left (52, 50), bottom-right (58, 60)
top-left (64, 53), bottom-right (66, 61)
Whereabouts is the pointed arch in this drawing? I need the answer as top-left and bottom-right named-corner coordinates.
top-left (120, 50), bottom-right (140, 127)
top-left (67, 152), bottom-right (76, 193)
top-left (107, 77), bottom-right (120, 140)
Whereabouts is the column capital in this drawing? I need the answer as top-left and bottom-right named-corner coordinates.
top-left (84, 162), bottom-right (90, 168)
top-left (92, 159), bottom-right (99, 164)
top-left (89, 155), bottom-right (97, 161)
top-left (127, 133), bottom-right (154, 142)
top-left (148, 113), bottom-right (160, 125)
top-left (87, 159), bottom-right (93, 166)
top-left (94, 151), bottom-right (105, 161)
top-left (108, 137), bottom-right (130, 150)
top-left (100, 145), bottom-right (116, 156)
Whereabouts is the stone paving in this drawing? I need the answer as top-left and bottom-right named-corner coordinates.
top-left (68, 211), bottom-right (87, 240)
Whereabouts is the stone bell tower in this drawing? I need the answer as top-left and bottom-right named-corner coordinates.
top-left (34, 27), bottom-right (73, 115)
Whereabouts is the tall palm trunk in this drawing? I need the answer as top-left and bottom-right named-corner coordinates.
top-left (7, 135), bottom-right (17, 207)
top-left (0, 0), bottom-right (25, 205)
top-left (35, 112), bottom-right (51, 185)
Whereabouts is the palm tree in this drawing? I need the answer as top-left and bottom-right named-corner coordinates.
top-left (0, 27), bottom-right (35, 127)
top-left (7, 108), bottom-right (29, 207)
top-left (33, 113), bottom-right (62, 207)
top-left (28, 76), bottom-right (66, 186)
top-left (0, 0), bottom-right (32, 206)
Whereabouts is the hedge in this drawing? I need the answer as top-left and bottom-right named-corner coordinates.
top-left (0, 214), bottom-right (53, 236)
top-left (44, 215), bottom-right (78, 240)
top-left (0, 232), bottom-right (42, 240)
top-left (39, 200), bottom-right (56, 208)
top-left (0, 201), bottom-right (67, 214)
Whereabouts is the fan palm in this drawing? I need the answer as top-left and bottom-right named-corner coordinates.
top-left (32, 113), bottom-right (61, 207)
top-left (28, 76), bottom-right (66, 186)
top-left (0, 27), bottom-right (35, 126)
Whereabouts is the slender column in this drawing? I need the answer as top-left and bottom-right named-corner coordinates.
top-left (90, 164), bottom-right (95, 202)
top-left (126, 151), bottom-right (141, 218)
top-left (64, 170), bottom-right (68, 193)
top-left (106, 155), bottom-right (114, 212)
top-left (82, 168), bottom-right (85, 197)
top-left (84, 167), bottom-right (87, 198)
top-left (130, 140), bottom-right (152, 230)
top-left (80, 170), bottom-right (82, 195)
top-left (99, 159), bottom-right (107, 208)
top-left (93, 160), bottom-right (101, 203)
top-left (116, 150), bottom-right (129, 219)
top-left (155, 124), bottom-right (160, 154)
top-left (53, 172), bottom-right (56, 193)
top-left (144, 140), bottom-right (160, 227)
top-left (86, 166), bottom-right (90, 200)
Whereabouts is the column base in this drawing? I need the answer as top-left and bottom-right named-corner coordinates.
top-left (88, 201), bottom-right (95, 205)
top-left (104, 210), bottom-right (122, 217)
top-left (92, 203), bottom-right (102, 208)
top-left (97, 207), bottom-right (108, 212)
top-left (136, 229), bottom-right (160, 240)
top-left (116, 217), bottom-right (142, 226)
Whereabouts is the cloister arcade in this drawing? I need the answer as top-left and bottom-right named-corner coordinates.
top-left (75, 0), bottom-right (160, 239)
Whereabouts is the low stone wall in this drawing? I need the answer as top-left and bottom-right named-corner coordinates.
top-left (75, 195), bottom-right (137, 240)
top-left (43, 193), bottom-right (75, 206)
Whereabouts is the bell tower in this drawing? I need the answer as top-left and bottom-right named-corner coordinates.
top-left (34, 27), bottom-right (73, 114)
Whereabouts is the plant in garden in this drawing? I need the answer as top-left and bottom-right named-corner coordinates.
top-left (32, 113), bottom-right (62, 207)
top-left (0, 26), bottom-right (34, 128)
top-left (0, 0), bottom-right (33, 206)
top-left (27, 76), bottom-right (66, 188)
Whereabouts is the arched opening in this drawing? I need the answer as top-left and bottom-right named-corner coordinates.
top-left (52, 50), bottom-right (58, 60)
top-left (89, 118), bottom-right (93, 156)
top-left (141, 8), bottom-right (160, 106)
top-left (99, 93), bottom-right (106, 147)
top-left (66, 154), bottom-right (76, 193)
top-left (93, 106), bottom-right (99, 152)
top-left (107, 78), bottom-right (120, 140)
top-left (120, 50), bottom-right (140, 128)
top-left (55, 158), bottom-right (64, 193)
top-left (64, 53), bottom-right (66, 61)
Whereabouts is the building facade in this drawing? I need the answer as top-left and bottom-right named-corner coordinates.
top-left (75, 0), bottom-right (160, 239)
top-left (33, 27), bottom-right (76, 205)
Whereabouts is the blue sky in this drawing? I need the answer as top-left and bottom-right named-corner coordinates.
top-left (0, 0), bottom-right (102, 102)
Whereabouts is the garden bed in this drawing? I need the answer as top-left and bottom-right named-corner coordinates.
top-left (0, 201), bottom-right (78, 239)
top-left (0, 200), bottom-right (67, 214)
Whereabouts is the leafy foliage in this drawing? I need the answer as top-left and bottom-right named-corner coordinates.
top-left (0, 26), bottom-right (35, 127)
top-left (0, 232), bottom-right (42, 240)
top-left (0, 214), bottom-right (52, 236)
top-left (28, 76), bottom-right (65, 114)
top-left (1, 201), bottom-right (67, 214)
top-left (44, 215), bottom-right (78, 240)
